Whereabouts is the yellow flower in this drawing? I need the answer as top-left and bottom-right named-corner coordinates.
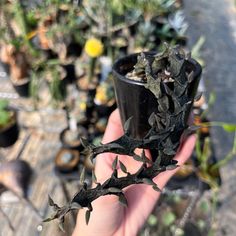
top-left (79, 102), bottom-right (86, 111)
top-left (84, 38), bottom-right (103, 58)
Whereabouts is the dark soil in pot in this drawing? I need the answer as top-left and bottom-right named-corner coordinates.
top-left (0, 111), bottom-right (19, 147)
top-left (11, 78), bottom-right (30, 97)
top-left (54, 148), bottom-right (80, 173)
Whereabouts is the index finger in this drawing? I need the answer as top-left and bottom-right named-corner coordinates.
top-left (102, 109), bottom-right (124, 143)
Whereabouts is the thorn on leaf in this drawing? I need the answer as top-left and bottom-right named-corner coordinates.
top-left (119, 160), bottom-right (127, 174)
top-left (85, 210), bottom-right (91, 225)
top-left (112, 156), bottom-right (118, 170)
top-left (118, 194), bottom-right (128, 207)
top-left (124, 116), bottom-right (133, 134)
top-left (80, 167), bottom-right (86, 185)
top-left (108, 187), bottom-right (122, 193)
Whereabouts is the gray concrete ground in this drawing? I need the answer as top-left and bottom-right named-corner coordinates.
top-left (184, 0), bottom-right (236, 235)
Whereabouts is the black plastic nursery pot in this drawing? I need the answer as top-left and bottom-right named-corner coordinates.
top-left (54, 148), bottom-right (80, 173)
top-left (12, 79), bottom-right (30, 97)
top-left (112, 52), bottom-right (202, 139)
top-left (0, 112), bottom-right (19, 147)
top-left (62, 63), bottom-right (76, 84)
top-left (60, 125), bottom-right (88, 151)
top-left (66, 41), bottom-right (83, 58)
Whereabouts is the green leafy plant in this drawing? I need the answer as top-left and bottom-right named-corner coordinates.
top-left (0, 0), bottom-right (40, 85)
top-left (0, 100), bottom-right (11, 128)
top-left (31, 58), bottom-right (67, 106)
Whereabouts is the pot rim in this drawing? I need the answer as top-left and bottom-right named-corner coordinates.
top-left (55, 148), bottom-right (80, 170)
top-left (112, 51), bottom-right (202, 86)
top-left (11, 77), bottom-right (30, 85)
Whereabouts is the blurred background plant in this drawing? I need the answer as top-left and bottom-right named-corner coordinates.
top-left (0, 100), bottom-right (11, 128)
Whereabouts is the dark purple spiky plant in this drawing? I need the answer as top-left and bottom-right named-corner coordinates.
top-left (44, 44), bottom-right (201, 231)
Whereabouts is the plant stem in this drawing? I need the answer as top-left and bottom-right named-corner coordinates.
top-left (89, 57), bottom-right (96, 82)
top-left (208, 190), bottom-right (218, 235)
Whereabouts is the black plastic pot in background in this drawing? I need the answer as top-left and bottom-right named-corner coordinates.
top-left (42, 49), bottom-right (58, 60)
top-left (0, 61), bottom-right (10, 75)
top-left (112, 52), bottom-right (202, 139)
top-left (129, 21), bottom-right (139, 37)
top-left (62, 64), bottom-right (76, 84)
top-left (0, 112), bottom-right (19, 147)
top-left (66, 41), bottom-right (83, 58)
top-left (60, 125), bottom-right (88, 151)
top-left (85, 88), bottom-right (96, 121)
top-left (54, 148), bottom-right (80, 173)
top-left (12, 79), bottom-right (30, 97)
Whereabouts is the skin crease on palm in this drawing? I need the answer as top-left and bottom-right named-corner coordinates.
top-left (72, 109), bottom-right (196, 236)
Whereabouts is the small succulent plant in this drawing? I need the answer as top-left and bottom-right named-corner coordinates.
top-left (44, 44), bottom-right (201, 230)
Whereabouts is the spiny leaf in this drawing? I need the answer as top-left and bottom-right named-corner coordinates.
top-left (141, 150), bottom-right (146, 160)
top-left (187, 71), bottom-right (194, 83)
top-left (70, 202), bottom-right (81, 210)
top-left (142, 178), bottom-right (155, 185)
top-left (48, 195), bottom-right (59, 211)
top-left (80, 137), bottom-right (89, 148)
top-left (108, 187), bottom-right (122, 193)
top-left (148, 112), bottom-right (156, 126)
top-left (43, 217), bottom-right (55, 222)
top-left (112, 156), bottom-right (118, 170)
top-left (163, 148), bottom-right (176, 156)
top-left (108, 143), bottom-right (125, 149)
top-left (195, 92), bottom-right (202, 102)
top-left (141, 150), bottom-right (152, 164)
top-left (133, 154), bottom-right (144, 162)
top-left (154, 156), bottom-right (161, 167)
top-left (171, 160), bottom-right (178, 165)
top-left (166, 164), bottom-right (179, 170)
top-left (152, 185), bottom-right (161, 192)
top-left (149, 134), bottom-right (162, 140)
top-left (158, 96), bottom-right (169, 112)
top-left (58, 220), bottom-right (65, 232)
top-left (119, 161), bottom-right (127, 174)
top-left (92, 170), bottom-right (97, 184)
top-left (124, 116), bottom-right (133, 134)
top-left (80, 167), bottom-right (86, 184)
top-left (48, 195), bottom-right (54, 206)
top-left (118, 194), bottom-right (128, 207)
top-left (85, 210), bottom-right (91, 225)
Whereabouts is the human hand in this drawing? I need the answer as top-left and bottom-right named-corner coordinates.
top-left (73, 109), bottom-right (196, 236)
